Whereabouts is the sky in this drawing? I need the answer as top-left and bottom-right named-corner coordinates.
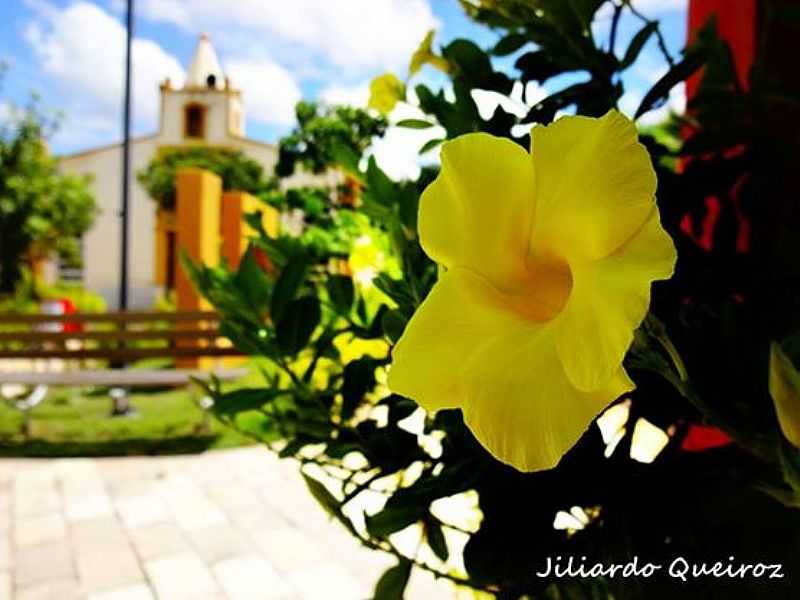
top-left (0, 0), bottom-right (688, 179)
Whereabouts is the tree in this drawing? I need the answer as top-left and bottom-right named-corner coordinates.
top-left (276, 101), bottom-right (387, 177)
top-left (0, 108), bottom-right (96, 294)
top-left (137, 147), bottom-right (276, 210)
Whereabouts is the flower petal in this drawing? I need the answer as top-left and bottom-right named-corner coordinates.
top-left (529, 110), bottom-right (656, 263)
top-left (769, 342), bottom-right (800, 448)
top-left (388, 267), bottom-right (536, 412)
top-left (419, 133), bottom-right (536, 291)
top-left (388, 267), bottom-right (632, 472)
top-left (462, 327), bottom-right (633, 472)
top-left (555, 209), bottom-right (676, 391)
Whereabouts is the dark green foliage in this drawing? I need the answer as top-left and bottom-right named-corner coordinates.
top-left (276, 101), bottom-right (388, 177)
top-left (137, 146), bottom-right (275, 209)
top-left (188, 1), bottom-right (800, 598)
top-left (373, 560), bottom-right (412, 600)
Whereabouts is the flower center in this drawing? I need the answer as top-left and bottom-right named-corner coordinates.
top-left (506, 255), bottom-right (573, 323)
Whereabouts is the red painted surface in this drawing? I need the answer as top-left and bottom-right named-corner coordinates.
top-left (681, 424), bottom-right (732, 452)
top-left (682, 0), bottom-right (757, 255)
top-left (687, 0), bottom-right (757, 96)
top-left (676, 1), bottom-right (756, 452)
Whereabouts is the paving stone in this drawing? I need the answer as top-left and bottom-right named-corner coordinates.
top-left (74, 543), bottom-right (144, 594)
top-left (172, 503), bottom-right (228, 532)
top-left (144, 552), bottom-right (221, 600)
top-left (213, 554), bottom-right (294, 600)
top-left (14, 578), bottom-right (83, 600)
top-left (286, 564), bottom-right (369, 600)
top-left (204, 482), bottom-right (262, 513)
top-left (2, 448), bottom-right (455, 600)
top-left (0, 571), bottom-right (9, 600)
top-left (13, 542), bottom-right (75, 587)
top-left (0, 534), bottom-right (10, 570)
top-left (127, 523), bottom-right (190, 561)
top-left (249, 527), bottom-right (328, 574)
top-left (13, 484), bottom-right (61, 519)
top-left (188, 524), bottom-right (253, 564)
top-left (64, 491), bottom-right (114, 522)
top-left (115, 494), bottom-right (170, 529)
top-left (14, 513), bottom-right (67, 547)
top-left (0, 505), bottom-right (10, 537)
top-left (70, 517), bottom-right (129, 560)
top-left (86, 582), bottom-right (156, 600)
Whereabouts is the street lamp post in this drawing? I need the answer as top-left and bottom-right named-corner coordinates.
top-left (119, 0), bottom-right (134, 311)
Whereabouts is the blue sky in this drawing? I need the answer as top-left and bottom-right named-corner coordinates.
top-left (0, 0), bottom-right (687, 176)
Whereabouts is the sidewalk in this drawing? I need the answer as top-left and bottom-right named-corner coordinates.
top-left (0, 447), bottom-right (452, 599)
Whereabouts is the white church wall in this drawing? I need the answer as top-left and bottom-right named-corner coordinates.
top-left (59, 136), bottom-right (159, 310)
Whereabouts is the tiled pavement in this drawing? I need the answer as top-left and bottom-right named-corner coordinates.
top-left (0, 448), bottom-right (454, 600)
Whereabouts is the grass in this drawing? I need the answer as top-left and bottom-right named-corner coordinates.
top-left (0, 366), bottom-right (263, 458)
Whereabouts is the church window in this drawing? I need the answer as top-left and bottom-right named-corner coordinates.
top-left (184, 103), bottom-right (207, 139)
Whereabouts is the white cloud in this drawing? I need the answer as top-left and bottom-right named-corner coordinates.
top-left (226, 59), bottom-right (301, 126)
top-left (319, 83), bottom-right (371, 108)
top-left (24, 1), bottom-right (184, 147)
top-left (471, 81), bottom-right (545, 121)
top-left (313, 81), bottom-right (445, 180)
top-left (632, 0), bottom-right (687, 13)
top-left (138, 0), bottom-right (438, 74)
top-left (370, 102), bottom-right (445, 181)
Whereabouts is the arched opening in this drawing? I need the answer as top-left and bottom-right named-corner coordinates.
top-left (184, 103), bottom-right (207, 139)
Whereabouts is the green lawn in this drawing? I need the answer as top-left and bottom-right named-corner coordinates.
top-left (0, 370), bottom-right (260, 457)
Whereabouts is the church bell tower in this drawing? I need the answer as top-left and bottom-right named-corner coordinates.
top-left (157, 33), bottom-right (245, 146)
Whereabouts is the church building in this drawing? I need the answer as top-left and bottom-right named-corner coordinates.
top-left (59, 34), bottom-right (306, 309)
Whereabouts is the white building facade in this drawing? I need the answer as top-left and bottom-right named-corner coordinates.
top-left (60, 35), bottom-right (300, 309)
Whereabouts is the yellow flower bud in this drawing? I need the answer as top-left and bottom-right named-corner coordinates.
top-left (769, 342), bottom-right (800, 448)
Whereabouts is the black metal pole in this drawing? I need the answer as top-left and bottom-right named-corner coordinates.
top-left (119, 0), bottom-right (134, 311)
top-left (112, 0), bottom-right (134, 416)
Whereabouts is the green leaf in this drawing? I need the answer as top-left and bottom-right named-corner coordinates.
top-left (234, 247), bottom-right (271, 311)
top-left (425, 520), bottom-right (449, 562)
top-left (635, 51), bottom-right (706, 119)
top-left (270, 257), bottom-right (307, 323)
top-left (366, 503), bottom-right (425, 538)
top-left (396, 119), bottom-right (434, 129)
top-left (331, 141), bottom-right (363, 180)
top-left (418, 138), bottom-right (444, 155)
top-left (381, 309), bottom-right (407, 343)
top-left (492, 33), bottom-right (529, 56)
top-left (211, 388), bottom-right (282, 416)
top-left (515, 50), bottom-right (576, 84)
top-left (386, 395), bottom-right (418, 423)
top-left (620, 22), bottom-right (657, 69)
top-left (275, 296), bottom-right (321, 355)
top-left (365, 156), bottom-right (397, 207)
top-left (341, 358), bottom-right (377, 420)
top-left (373, 560), bottom-right (412, 600)
top-left (326, 275), bottom-right (355, 314)
top-left (302, 473), bottom-right (341, 519)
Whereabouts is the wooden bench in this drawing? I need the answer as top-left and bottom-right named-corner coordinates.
top-left (0, 311), bottom-right (246, 433)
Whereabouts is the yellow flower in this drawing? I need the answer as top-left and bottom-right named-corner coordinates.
top-left (409, 30), bottom-right (451, 76)
top-left (387, 110), bottom-right (676, 472)
top-left (769, 342), bottom-right (800, 448)
top-left (368, 73), bottom-right (405, 116)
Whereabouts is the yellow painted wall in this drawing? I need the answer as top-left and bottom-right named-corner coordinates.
top-left (175, 168), bottom-right (221, 312)
top-left (220, 191), bottom-right (280, 269)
